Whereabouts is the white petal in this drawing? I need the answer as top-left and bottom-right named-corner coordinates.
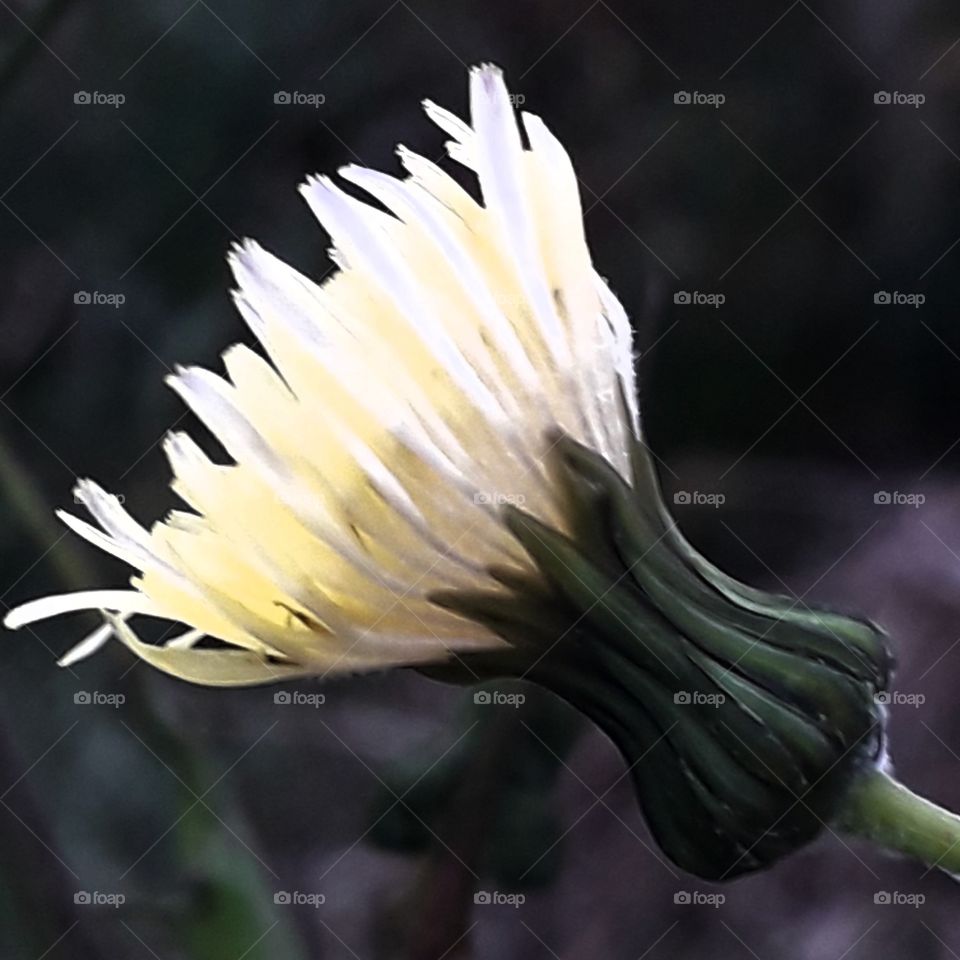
top-left (338, 162), bottom-right (541, 398)
top-left (299, 175), bottom-right (510, 427)
top-left (4, 589), bottom-right (161, 629)
top-left (468, 65), bottom-right (570, 373)
top-left (422, 98), bottom-right (476, 162)
top-left (101, 613), bottom-right (310, 687)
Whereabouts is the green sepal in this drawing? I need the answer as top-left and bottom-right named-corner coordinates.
top-left (428, 433), bottom-right (891, 880)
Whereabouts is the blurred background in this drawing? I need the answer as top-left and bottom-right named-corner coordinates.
top-left (2, 0), bottom-right (960, 957)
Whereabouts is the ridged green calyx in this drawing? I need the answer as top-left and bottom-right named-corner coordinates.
top-left (430, 432), bottom-right (894, 880)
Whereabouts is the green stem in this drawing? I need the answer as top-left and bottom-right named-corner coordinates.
top-left (836, 767), bottom-right (960, 877)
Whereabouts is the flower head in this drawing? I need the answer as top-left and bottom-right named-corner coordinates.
top-left (11, 63), bottom-right (943, 887)
top-left (5, 65), bottom-right (639, 685)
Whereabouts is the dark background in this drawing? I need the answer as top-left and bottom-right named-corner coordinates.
top-left (2, 1), bottom-right (960, 957)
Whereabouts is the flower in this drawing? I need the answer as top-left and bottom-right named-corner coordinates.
top-left (15, 63), bottom-right (943, 886)
top-left (4, 64), bottom-right (640, 686)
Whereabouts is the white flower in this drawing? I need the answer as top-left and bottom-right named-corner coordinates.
top-left (4, 64), bottom-right (638, 685)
